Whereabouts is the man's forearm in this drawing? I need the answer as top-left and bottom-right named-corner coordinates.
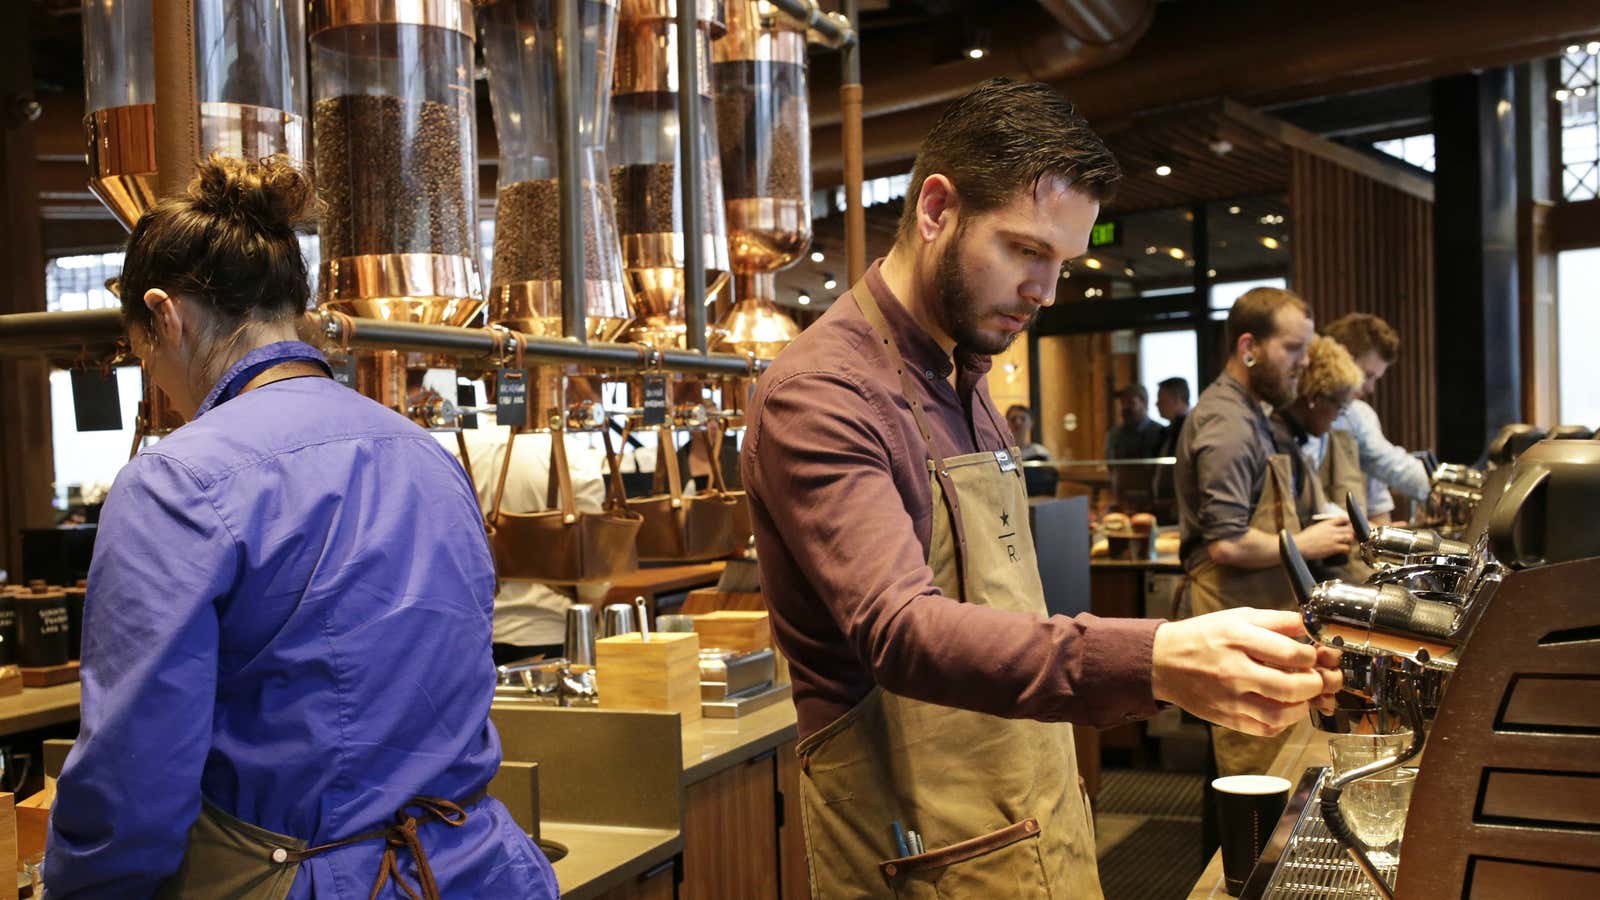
top-left (1207, 529), bottom-right (1279, 569)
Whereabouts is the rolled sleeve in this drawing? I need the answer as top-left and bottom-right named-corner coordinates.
top-left (46, 454), bottom-right (235, 897)
top-left (1191, 419), bottom-right (1261, 544)
top-left (747, 374), bottom-right (1158, 728)
top-left (1337, 401), bottom-right (1430, 504)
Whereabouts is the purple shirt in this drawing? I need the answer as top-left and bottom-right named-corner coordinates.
top-left (742, 263), bottom-right (1161, 740)
top-left (46, 342), bottom-right (555, 899)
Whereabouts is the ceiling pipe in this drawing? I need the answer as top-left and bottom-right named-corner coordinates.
top-left (808, 0), bottom-right (1153, 128)
top-left (811, 0), bottom-right (1600, 180)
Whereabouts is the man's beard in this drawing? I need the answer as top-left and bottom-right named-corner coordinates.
top-left (1249, 354), bottom-right (1297, 408)
top-left (933, 227), bottom-right (1035, 355)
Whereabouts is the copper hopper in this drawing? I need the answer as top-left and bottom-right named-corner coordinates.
top-left (610, 0), bottom-right (733, 349)
top-left (709, 0), bottom-right (809, 357)
top-left (81, 0), bottom-right (308, 230)
top-left (310, 0), bottom-right (485, 327)
top-left (478, 0), bottom-right (634, 343)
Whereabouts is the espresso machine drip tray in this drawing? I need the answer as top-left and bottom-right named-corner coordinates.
top-left (1244, 768), bottom-right (1392, 900)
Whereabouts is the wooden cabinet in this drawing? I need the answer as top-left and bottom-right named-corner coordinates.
top-left (681, 751), bottom-right (780, 900)
top-left (594, 861), bottom-right (676, 900)
top-left (775, 740), bottom-right (809, 900)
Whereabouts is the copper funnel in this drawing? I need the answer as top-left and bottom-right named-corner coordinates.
top-left (712, 272), bottom-right (798, 358)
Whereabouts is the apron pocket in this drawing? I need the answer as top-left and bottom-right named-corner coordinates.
top-left (877, 818), bottom-right (1047, 899)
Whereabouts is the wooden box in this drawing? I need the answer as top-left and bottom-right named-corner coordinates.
top-left (692, 611), bottom-right (771, 654)
top-left (680, 589), bottom-right (766, 614)
top-left (596, 631), bottom-right (702, 725)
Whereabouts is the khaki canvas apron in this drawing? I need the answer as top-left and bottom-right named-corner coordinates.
top-left (1184, 454), bottom-right (1301, 777)
top-left (1311, 431), bottom-right (1374, 583)
top-left (793, 281), bottom-right (1100, 899)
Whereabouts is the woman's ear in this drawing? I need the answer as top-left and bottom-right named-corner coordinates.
top-left (143, 288), bottom-right (184, 349)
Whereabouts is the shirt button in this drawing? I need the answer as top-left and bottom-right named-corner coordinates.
top-left (272, 848), bottom-right (289, 864)
top-left (923, 369), bottom-right (935, 380)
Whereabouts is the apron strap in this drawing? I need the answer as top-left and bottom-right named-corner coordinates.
top-left (849, 276), bottom-right (972, 587)
top-left (282, 792), bottom-right (482, 900)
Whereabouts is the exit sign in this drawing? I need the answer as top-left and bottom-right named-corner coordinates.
top-left (1090, 220), bottom-right (1119, 248)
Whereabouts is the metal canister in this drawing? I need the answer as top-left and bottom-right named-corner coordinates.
top-left (65, 579), bottom-right (88, 661)
top-left (15, 584), bottom-right (70, 669)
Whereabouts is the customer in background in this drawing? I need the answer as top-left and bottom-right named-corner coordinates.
top-left (444, 423), bottom-right (611, 665)
top-left (1175, 287), bottom-right (1355, 777)
top-left (1006, 403), bottom-right (1052, 461)
top-left (1152, 377), bottom-right (1191, 520)
top-left (47, 154), bottom-right (553, 898)
top-left (1322, 313), bottom-right (1430, 524)
top-left (1105, 383), bottom-right (1166, 459)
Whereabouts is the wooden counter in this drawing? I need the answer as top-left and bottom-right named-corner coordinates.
top-left (0, 683), bottom-right (80, 738)
top-left (1185, 721), bottom-right (1331, 899)
top-left (680, 700), bottom-right (797, 785)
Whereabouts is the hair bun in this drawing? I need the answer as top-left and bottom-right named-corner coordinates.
top-left (187, 153), bottom-right (316, 234)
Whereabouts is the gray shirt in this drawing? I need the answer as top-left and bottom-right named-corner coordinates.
top-left (1175, 372), bottom-right (1279, 572)
top-left (1106, 417), bottom-right (1167, 459)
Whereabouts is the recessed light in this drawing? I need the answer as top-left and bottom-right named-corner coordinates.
top-left (1084, 257), bottom-right (1102, 269)
top-left (1207, 268), bottom-right (1216, 277)
top-left (1155, 164), bottom-right (1172, 177)
top-left (823, 276), bottom-right (837, 290)
top-left (1145, 245), bottom-right (1157, 255)
top-left (1260, 236), bottom-right (1281, 250)
top-left (797, 293), bottom-right (812, 305)
top-left (1167, 247), bottom-right (1185, 260)
top-left (1228, 206), bottom-right (1241, 215)
top-left (967, 47), bottom-right (986, 60)
top-left (810, 250), bottom-right (824, 263)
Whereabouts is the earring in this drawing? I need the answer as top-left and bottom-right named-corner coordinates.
top-left (1243, 354), bottom-right (1256, 367)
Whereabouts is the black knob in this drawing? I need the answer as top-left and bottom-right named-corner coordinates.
top-left (1280, 529), bottom-right (1316, 608)
top-left (1346, 491), bottom-right (1371, 544)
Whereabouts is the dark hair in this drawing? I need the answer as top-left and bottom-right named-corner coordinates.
top-left (1323, 313), bottom-right (1400, 364)
top-left (896, 78), bottom-right (1121, 241)
top-left (1006, 404), bottom-right (1033, 418)
top-left (1117, 384), bottom-right (1148, 403)
top-left (118, 153), bottom-right (316, 334)
top-left (1225, 287), bottom-right (1309, 353)
top-left (1157, 377), bottom-right (1190, 403)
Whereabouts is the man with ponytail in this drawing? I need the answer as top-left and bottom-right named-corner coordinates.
top-left (45, 155), bottom-right (555, 899)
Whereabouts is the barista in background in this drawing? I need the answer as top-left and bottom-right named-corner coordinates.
top-left (443, 423), bottom-right (611, 665)
top-left (1322, 313), bottom-right (1430, 524)
top-left (1175, 287), bottom-right (1356, 776)
top-left (1151, 377), bottom-right (1191, 521)
top-left (1006, 403), bottom-right (1052, 460)
top-left (1271, 336), bottom-right (1369, 579)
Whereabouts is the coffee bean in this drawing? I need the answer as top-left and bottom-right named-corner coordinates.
top-left (314, 94), bottom-right (475, 260)
top-left (492, 177), bottom-right (612, 284)
top-left (714, 60), bottom-right (808, 202)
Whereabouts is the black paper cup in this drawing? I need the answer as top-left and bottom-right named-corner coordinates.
top-left (1212, 774), bottom-right (1292, 896)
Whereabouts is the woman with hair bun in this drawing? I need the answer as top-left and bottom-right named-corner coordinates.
top-left (45, 155), bottom-right (555, 899)
top-left (1272, 335), bottom-right (1369, 527)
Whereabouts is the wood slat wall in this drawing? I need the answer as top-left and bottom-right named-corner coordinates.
top-left (1290, 150), bottom-right (1437, 455)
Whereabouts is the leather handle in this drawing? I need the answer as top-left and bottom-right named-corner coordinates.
top-left (600, 422), bottom-right (630, 512)
top-left (657, 424), bottom-right (685, 503)
top-left (1487, 464), bottom-right (1549, 568)
top-left (490, 426), bottom-right (517, 521)
top-left (549, 428), bottom-right (578, 519)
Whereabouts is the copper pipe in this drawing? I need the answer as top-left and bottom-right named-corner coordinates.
top-left (152, 0), bottom-right (199, 200)
top-left (840, 0), bottom-right (865, 284)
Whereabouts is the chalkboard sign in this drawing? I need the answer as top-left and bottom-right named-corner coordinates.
top-left (642, 375), bottom-right (668, 426)
top-left (70, 369), bottom-right (122, 431)
top-left (496, 368), bottom-right (528, 428)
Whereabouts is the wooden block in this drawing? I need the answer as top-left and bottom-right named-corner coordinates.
top-left (0, 794), bottom-right (14, 899)
top-left (680, 589), bottom-right (765, 614)
top-left (21, 661), bottom-right (78, 688)
top-left (596, 632), bottom-right (702, 725)
top-left (0, 668), bottom-right (20, 699)
top-left (692, 611), bottom-right (771, 654)
top-left (14, 780), bottom-right (52, 877)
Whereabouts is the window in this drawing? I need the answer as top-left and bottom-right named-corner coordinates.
top-left (1372, 134), bottom-right (1436, 173)
top-left (1138, 330), bottom-right (1197, 427)
top-left (1209, 277), bottom-right (1288, 319)
top-left (1557, 42), bottom-right (1600, 201)
top-left (1558, 248), bottom-right (1600, 424)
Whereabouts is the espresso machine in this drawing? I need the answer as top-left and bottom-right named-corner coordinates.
top-left (1245, 438), bottom-right (1600, 899)
top-left (1419, 423), bottom-right (1548, 540)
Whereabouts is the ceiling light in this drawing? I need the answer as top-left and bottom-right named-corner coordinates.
top-left (1185, 259), bottom-right (1195, 267)
top-left (810, 250), bottom-right (824, 263)
top-left (1123, 265), bottom-right (1136, 277)
top-left (823, 276), bottom-right (837, 290)
top-left (1556, 89), bottom-right (1571, 102)
top-left (1167, 247), bottom-right (1185, 260)
top-left (1084, 257), bottom-right (1102, 269)
top-left (967, 47), bottom-right (986, 60)
top-left (1260, 236), bottom-right (1281, 250)
top-left (1578, 87), bottom-right (1590, 97)
top-left (1569, 44), bottom-right (1582, 54)
top-left (1145, 245), bottom-right (1158, 255)
top-left (1228, 205), bottom-right (1241, 215)
top-left (1155, 164), bottom-right (1173, 177)
top-left (797, 292), bottom-right (811, 305)
top-left (1589, 41), bottom-right (1600, 54)
top-left (1207, 268), bottom-right (1216, 277)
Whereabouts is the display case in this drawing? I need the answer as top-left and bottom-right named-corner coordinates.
top-left (310, 0), bottom-right (484, 326)
top-left (610, 0), bottom-right (732, 349)
top-left (82, 0), bottom-right (307, 228)
top-left (480, 0), bottom-right (634, 341)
